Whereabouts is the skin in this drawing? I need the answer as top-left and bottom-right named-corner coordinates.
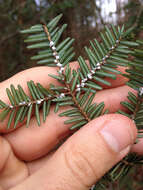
top-left (0, 63), bottom-right (142, 190)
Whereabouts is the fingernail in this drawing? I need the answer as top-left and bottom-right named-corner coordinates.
top-left (100, 119), bottom-right (135, 153)
top-left (120, 145), bottom-right (131, 157)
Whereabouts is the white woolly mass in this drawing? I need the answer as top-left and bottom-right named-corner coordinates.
top-left (57, 63), bottom-right (62, 67)
top-left (91, 70), bottom-right (95, 74)
top-left (19, 101), bottom-right (26, 105)
top-left (53, 52), bottom-right (57, 56)
top-left (37, 100), bottom-right (42, 104)
top-left (81, 83), bottom-right (85, 87)
top-left (59, 67), bottom-right (64, 73)
top-left (97, 66), bottom-right (101, 69)
top-left (76, 84), bottom-right (80, 88)
top-left (28, 102), bottom-right (32, 107)
top-left (59, 93), bottom-right (65, 98)
top-left (76, 87), bottom-right (81, 92)
top-left (139, 87), bottom-right (143, 96)
top-left (56, 55), bottom-right (60, 60)
top-left (52, 46), bottom-right (56, 50)
top-left (87, 73), bottom-right (93, 79)
top-left (49, 41), bottom-right (54, 47)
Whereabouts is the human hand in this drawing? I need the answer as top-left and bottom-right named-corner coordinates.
top-left (0, 65), bottom-right (141, 190)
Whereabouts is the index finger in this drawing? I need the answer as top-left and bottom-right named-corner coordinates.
top-left (0, 63), bottom-right (127, 132)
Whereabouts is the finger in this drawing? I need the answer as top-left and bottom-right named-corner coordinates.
top-left (131, 138), bottom-right (143, 155)
top-left (0, 65), bottom-right (127, 103)
top-left (4, 85), bottom-right (136, 161)
top-left (4, 105), bottom-right (71, 161)
top-left (0, 64), bottom-right (128, 132)
top-left (11, 114), bottom-right (137, 190)
top-left (27, 151), bottom-right (55, 175)
top-left (93, 85), bottom-right (136, 112)
top-left (68, 62), bottom-right (128, 88)
top-left (1, 83), bottom-right (135, 134)
top-left (71, 62), bottom-right (128, 89)
top-left (0, 67), bottom-right (59, 132)
top-left (0, 136), bottom-right (28, 190)
top-left (96, 66), bottom-right (128, 89)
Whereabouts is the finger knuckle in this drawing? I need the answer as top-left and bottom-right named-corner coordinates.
top-left (63, 143), bottom-right (98, 188)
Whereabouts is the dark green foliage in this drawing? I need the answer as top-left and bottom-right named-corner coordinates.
top-left (21, 14), bottom-right (75, 67)
top-left (108, 44), bottom-right (143, 187)
top-left (123, 43), bottom-right (143, 91)
top-left (1, 14), bottom-right (143, 190)
top-left (1, 15), bottom-right (137, 130)
top-left (118, 44), bottom-right (143, 135)
top-left (0, 81), bottom-right (54, 128)
top-left (93, 154), bottom-right (143, 190)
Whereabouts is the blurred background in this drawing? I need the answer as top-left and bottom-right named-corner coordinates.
top-left (0, 0), bottom-right (143, 82)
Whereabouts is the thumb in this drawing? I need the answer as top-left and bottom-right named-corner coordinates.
top-left (12, 114), bottom-right (137, 190)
